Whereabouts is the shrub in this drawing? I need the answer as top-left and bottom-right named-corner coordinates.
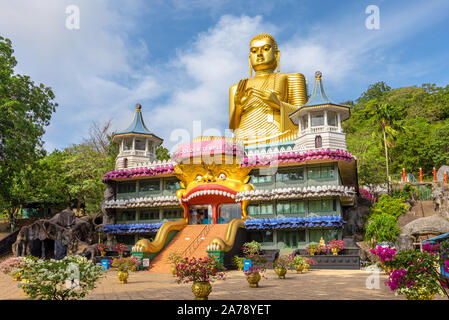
top-left (369, 194), bottom-right (409, 220)
top-left (175, 256), bottom-right (226, 284)
top-left (19, 255), bottom-right (103, 300)
top-left (111, 257), bottom-right (141, 272)
top-left (365, 213), bottom-right (400, 246)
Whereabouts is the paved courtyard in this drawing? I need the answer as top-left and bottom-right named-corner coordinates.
top-left (0, 268), bottom-right (421, 300)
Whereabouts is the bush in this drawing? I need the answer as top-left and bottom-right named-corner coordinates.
top-left (369, 194), bottom-right (409, 220)
top-left (365, 213), bottom-right (401, 246)
top-left (19, 255), bottom-right (103, 300)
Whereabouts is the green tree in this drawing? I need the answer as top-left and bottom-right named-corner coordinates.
top-left (156, 146), bottom-right (170, 161)
top-left (0, 37), bottom-right (57, 230)
top-left (364, 213), bottom-right (401, 247)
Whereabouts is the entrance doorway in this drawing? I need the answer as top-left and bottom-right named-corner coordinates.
top-left (189, 205), bottom-right (212, 225)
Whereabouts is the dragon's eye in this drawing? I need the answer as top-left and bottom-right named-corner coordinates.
top-left (196, 175), bottom-right (202, 181)
top-left (218, 173), bottom-right (227, 180)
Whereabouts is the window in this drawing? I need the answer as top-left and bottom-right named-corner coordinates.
top-left (123, 158), bottom-right (128, 169)
top-left (311, 112), bottom-right (324, 127)
top-left (135, 139), bottom-right (146, 151)
top-left (249, 231), bottom-right (274, 244)
top-left (279, 230), bottom-right (305, 248)
top-left (307, 164), bottom-right (335, 180)
top-left (309, 229), bottom-right (338, 244)
top-left (140, 210), bottom-right (159, 221)
top-left (163, 209), bottom-right (183, 220)
top-left (276, 169), bottom-right (304, 182)
top-left (315, 135), bottom-right (322, 148)
top-left (139, 180), bottom-right (160, 192)
top-left (308, 199), bottom-right (337, 213)
top-left (123, 138), bottom-right (133, 150)
top-left (164, 180), bottom-right (181, 191)
top-left (328, 111), bottom-right (337, 127)
top-left (277, 200), bottom-right (305, 215)
top-left (118, 211), bottom-right (136, 221)
top-left (301, 115), bottom-right (308, 129)
top-left (247, 203), bottom-right (273, 216)
top-left (250, 174), bottom-right (273, 184)
top-left (118, 182), bottom-right (136, 194)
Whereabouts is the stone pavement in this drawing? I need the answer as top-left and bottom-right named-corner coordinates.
top-left (1, 268), bottom-right (429, 300)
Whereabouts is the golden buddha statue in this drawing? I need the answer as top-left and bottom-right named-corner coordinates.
top-left (229, 33), bottom-right (308, 145)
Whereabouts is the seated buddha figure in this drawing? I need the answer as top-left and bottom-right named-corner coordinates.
top-left (229, 33), bottom-right (307, 144)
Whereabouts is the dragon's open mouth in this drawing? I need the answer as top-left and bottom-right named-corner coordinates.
top-left (182, 184), bottom-right (237, 204)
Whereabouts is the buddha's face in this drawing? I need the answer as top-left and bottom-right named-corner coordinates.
top-left (249, 38), bottom-right (278, 72)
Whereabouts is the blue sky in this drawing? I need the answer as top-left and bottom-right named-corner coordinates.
top-left (1, 0), bottom-right (449, 153)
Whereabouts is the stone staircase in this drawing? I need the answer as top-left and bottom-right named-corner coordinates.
top-left (148, 224), bottom-right (229, 274)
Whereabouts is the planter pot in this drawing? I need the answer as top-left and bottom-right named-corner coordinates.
top-left (171, 265), bottom-right (177, 277)
top-left (117, 270), bottom-right (129, 284)
top-left (191, 281), bottom-right (212, 300)
top-left (331, 248), bottom-right (340, 255)
top-left (303, 263), bottom-right (310, 271)
top-left (295, 264), bottom-right (304, 274)
top-left (100, 251), bottom-right (106, 257)
top-left (275, 267), bottom-right (287, 279)
top-left (247, 272), bottom-right (261, 288)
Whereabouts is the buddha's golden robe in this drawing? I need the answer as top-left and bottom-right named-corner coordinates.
top-left (230, 72), bottom-right (307, 145)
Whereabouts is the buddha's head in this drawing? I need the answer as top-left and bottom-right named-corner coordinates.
top-left (249, 33), bottom-right (279, 73)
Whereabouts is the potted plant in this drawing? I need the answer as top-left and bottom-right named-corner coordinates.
top-left (97, 243), bottom-right (109, 256)
top-left (111, 242), bottom-right (128, 257)
top-left (305, 243), bottom-right (319, 256)
top-left (167, 251), bottom-right (183, 276)
top-left (327, 239), bottom-right (345, 255)
top-left (273, 254), bottom-right (294, 279)
top-left (232, 256), bottom-right (244, 271)
top-left (243, 266), bottom-right (266, 288)
top-left (175, 256), bottom-right (226, 300)
top-left (303, 257), bottom-right (317, 271)
top-left (111, 256), bottom-right (141, 284)
top-left (293, 255), bottom-right (306, 273)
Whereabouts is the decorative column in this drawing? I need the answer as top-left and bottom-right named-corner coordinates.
top-left (307, 113), bottom-right (311, 133)
top-left (419, 168), bottom-right (422, 183)
top-left (324, 110), bottom-right (328, 130)
top-left (433, 167), bottom-right (437, 181)
top-left (337, 112), bottom-right (341, 132)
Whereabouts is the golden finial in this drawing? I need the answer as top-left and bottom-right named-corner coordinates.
top-left (315, 71), bottom-right (322, 80)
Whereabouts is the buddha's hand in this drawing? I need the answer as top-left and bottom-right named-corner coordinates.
top-left (234, 78), bottom-right (249, 108)
top-left (247, 88), bottom-right (281, 110)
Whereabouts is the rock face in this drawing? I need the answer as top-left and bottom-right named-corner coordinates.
top-left (398, 215), bottom-right (449, 250)
top-left (342, 196), bottom-right (372, 242)
top-left (432, 184), bottom-right (449, 219)
top-left (12, 209), bottom-right (99, 260)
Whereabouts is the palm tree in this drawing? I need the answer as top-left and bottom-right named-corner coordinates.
top-left (373, 103), bottom-right (399, 194)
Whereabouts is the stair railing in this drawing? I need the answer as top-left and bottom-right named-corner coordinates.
top-left (181, 224), bottom-right (213, 258)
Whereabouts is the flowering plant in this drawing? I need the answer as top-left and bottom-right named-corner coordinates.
top-left (111, 243), bottom-right (128, 255)
top-left (304, 257), bottom-right (317, 266)
top-left (293, 255), bottom-right (306, 266)
top-left (0, 257), bottom-right (26, 275)
top-left (327, 240), bottom-right (345, 253)
top-left (273, 254), bottom-right (294, 270)
top-left (18, 255), bottom-right (103, 300)
top-left (243, 265), bottom-right (266, 278)
top-left (111, 257), bottom-right (141, 272)
top-left (175, 256), bottom-right (226, 284)
top-left (370, 246), bottom-right (396, 263)
top-left (242, 241), bottom-right (267, 268)
top-left (382, 249), bottom-right (449, 299)
top-left (97, 243), bottom-right (109, 252)
top-left (167, 251), bottom-right (183, 266)
top-left (305, 243), bottom-right (325, 255)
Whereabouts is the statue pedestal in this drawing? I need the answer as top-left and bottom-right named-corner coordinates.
top-left (206, 250), bottom-right (224, 265)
